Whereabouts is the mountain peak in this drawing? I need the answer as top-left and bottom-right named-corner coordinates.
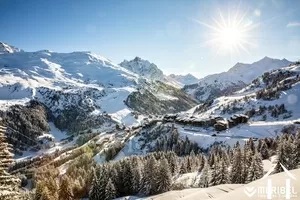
top-left (261, 56), bottom-right (272, 60)
top-left (120, 57), bottom-right (164, 80)
top-left (0, 41), bottom-right (23, 54)
top-left (133, 56), bottom-right (142, 62)
top-left (167, 73), bottom-right (199, 85)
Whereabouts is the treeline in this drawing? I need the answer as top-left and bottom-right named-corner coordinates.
top-left (89, 151), bottom-right (205, 199)
top-left (154, 130), bottom-right (201, 156)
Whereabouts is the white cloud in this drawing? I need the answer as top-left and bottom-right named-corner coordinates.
top-left (287, 22), bottom-right (300, 28)
top-left (254, 9), bottom-right (261, 17)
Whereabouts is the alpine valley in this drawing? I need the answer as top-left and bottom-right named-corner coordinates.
top-left (1, 41), bottom-right (300, 200)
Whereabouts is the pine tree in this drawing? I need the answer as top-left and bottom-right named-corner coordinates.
top-left (209, 163), bottom-right (217, 186)
top-left (260, 141), bottom-right (269, 159)
top-left (90, 165), bottom-right (109, 200)
top-left (155, 159), bottom-right (172, 194)
top-left (230, 144), bottom-right (243, 183)
top-left (166, 151), bottom-right (179, 175)
top-left (131, 157), bottom-right (142, 194)
top-left (179, 159), bottom-right (188, 174)
top-left (122, 159), bottom-right (134, 195)
top-left (241, 144), bottom-right (252, 183)
top-left (294, 132), bottom-right (300, 166)
top-left (105, 178), bottom-right (116, 200)
top-left (215, 160), bottom-right (229, 185)
top-left (141, 155), bottom-right (157, 195)
top-left (89, 172), bottom-right (101, 200)
top-left (274, 136), bottom-right (297, 173)
top-left (198, 155), bottom-right (206, 172)
top-left (274, 139), bottom-right (285, 173)
top-left (246, 152), bottom-right (264, 183)
top-left (58, 175), bottom-right (73, 200)
top-left (199, 161), bottom-right (209, 188)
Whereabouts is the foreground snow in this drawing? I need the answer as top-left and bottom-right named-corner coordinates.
top-left (121, 168), bottom-right (300, 200)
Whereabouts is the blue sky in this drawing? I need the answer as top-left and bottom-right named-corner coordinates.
top-left (0, 0), bottom-right (299, 78)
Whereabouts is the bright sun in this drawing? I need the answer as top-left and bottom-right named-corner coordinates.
top-left (193, 9), bottom-right (258, 55)
top-left (219, 27), bottom-right (242, 47)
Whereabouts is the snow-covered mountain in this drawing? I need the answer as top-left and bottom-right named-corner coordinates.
top-left (120, 57), bottom-right (164, 80)
top-left (0, 41), bottom-right (23, 54)
top-left (167, 73), bottom-right (199, 86)
top-left (120, 57), bottom-right (199, 87)
top-left (0, 42), bottom-right (197, 152)
top-left (184, 57), bottom-right (293, 102)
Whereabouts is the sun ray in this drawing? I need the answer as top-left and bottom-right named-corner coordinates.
top-left (194, 8), bottom-right (259, 55)
top-left (190, 18), bottom-right (221, 32)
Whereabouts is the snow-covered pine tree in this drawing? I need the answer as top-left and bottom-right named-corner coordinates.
top-left (230, 143), bottom-right (243, 184)
top-left (105, 178), bottom-right (116, 200)
top-left (260, 141), bottom-right (269, 159)
top-left (89, 172), bottom-right (101, 200)
top-left (179, 159), bottom-right (188, 174)
top-left (107, 166), bottom-right (119, 197)
top-left (294, 132), bottom-right (300, 166)
top-left (274, 135), bottom-right (297, 173)
top-left (215, 159), bottom-right (229, 185)
top-left (241, 143), bottom-right (252, 183)
top-left (198, 155), bottom-right (206, 172)
top-left (208, 163), bottom-right (217, 187)
top-left (96, 165), bottom-right (109, 199)
top-left (246, 152), bottom-right (264, 183)
top-left (122, 159), bottom-right (134, 195)
top-left (248, 138), bottom-right (256, 154)
top-left (0, 124), bottom-right (20, 199)
top-left (131, 156), bottom-right (142, 194)
top-left (198, 161), bottom-right (209, 188)
top-left (287, 135), bottom-right (297, 170)
top-left (155, 158), bottom-right (172, 194)
top-left (274, 138), bottom-right (285, 173)
top-left (141, 155), bottom-right (157, 195)
top-left (166, 151), bottom-right (179, 175)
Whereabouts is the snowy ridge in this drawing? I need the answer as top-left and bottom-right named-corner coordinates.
top-left (167, 73), bottom-right (199, 86)
top-left (184, 57), bottom-right (293, 102)
top-left (0, 42), bottom-right (23, 54)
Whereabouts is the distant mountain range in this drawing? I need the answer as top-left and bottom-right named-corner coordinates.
top-left (183, 56), bottom-right (293, 102)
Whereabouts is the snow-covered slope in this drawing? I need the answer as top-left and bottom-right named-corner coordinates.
top-left (120, 57), bottom-right (164, 81)
top-left (167, 73), bottom-right (199, 86)
top-left (143, 168), bottom-right (300, 200)
top-left (184, 57), bottom-right (293, 102)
